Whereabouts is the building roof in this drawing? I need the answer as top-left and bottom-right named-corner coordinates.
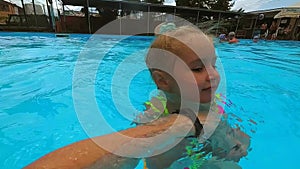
top-left (247, 8), bottom-right (282, 14)
top-left (247, 6), bottom-right (300, 19)
top-left (274, 8), bottom-right (300, 19)
top-left (247, 3), bottom-right (300, 14)
top-left (1, 0), bottom-right (22, 8)
top-left (61, 0), bottom-right (242, 17)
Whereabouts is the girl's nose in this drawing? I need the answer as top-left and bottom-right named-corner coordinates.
top-left (205, 66), bottom-right (218, 81)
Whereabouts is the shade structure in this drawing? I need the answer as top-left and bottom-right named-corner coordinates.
top-left (274, 8), bottom-right (300, 19)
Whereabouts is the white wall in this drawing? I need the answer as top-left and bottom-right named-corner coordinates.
top-left (13, 7), bottom-right (19, 14)
top-left (24, 3), bottom-right (44, 15)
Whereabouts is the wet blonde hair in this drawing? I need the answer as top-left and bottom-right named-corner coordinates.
top-left (146, 25), bottom-right (211, 73)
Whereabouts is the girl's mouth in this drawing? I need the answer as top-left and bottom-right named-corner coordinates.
top-left (202, 86), bottom-right (217, 91)
top-left (202, 87), bottom-right (212, 92)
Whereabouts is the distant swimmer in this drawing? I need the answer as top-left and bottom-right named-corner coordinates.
top-left (228, 32), bottom-right (239, 44)
top-left (253, 35), bottom-right (259, 43)
top-left (219, 33), bottom-right (228, 42)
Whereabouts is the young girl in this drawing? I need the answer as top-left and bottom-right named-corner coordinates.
top-left (25, 25), bottom-right (249, 169)
top-left (139, 25), bottom-right (249, 169)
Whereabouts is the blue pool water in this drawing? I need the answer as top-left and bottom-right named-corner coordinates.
top-left (0, 32), bottom-right (300, 169)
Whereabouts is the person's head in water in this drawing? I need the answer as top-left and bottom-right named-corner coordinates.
top-left (228, 32), bottom-right (235, 39)
top-left (253, 35), bottom-right (259, 43)
top-left (146, 26), bottom-right (220, 106)
top-left (219, 33), bottom-right (227, 42)
top-left (228, 31), bottom-right (238, 43)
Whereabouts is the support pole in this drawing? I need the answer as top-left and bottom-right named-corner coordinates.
top-left (42, 4), bottom-right (46, 15)
top-left (147, 5), bottom-right (150, 34)
top-left (216, 12), bottom-right (221, 36)
top-left (196, 11), bottom-right (200, 25)
top-left (55, 0), bottom-right (60, 19)
top-left (86, 0), bottom-right (91, 34)
top-left (119, 2), bottom-right (122, 35)
top-left (173, 7), bottom-right (176, 22)
top-left (62, 3), bottom-right (66, 32)
top-left (21, 0), bottom-right (29, 27)
top-left (46, 0), bottom-right (52, 31)
top-left (32, 0), bottom-right (38, 27)
top-left (47, 0), bottom-right (56, 31)
top-left (235, 16), bottom-right (240, 33)
top-left (252, 15), bottom-right (258, 38)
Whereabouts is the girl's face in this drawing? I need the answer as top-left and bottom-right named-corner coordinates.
top-left (167, 34), bottom-right (220, 103)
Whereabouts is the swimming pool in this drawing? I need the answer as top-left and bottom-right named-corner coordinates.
top-left (0, 32), bottom-right (299, 169)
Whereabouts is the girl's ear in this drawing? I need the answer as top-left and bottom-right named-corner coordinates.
top-left (151, 70), bottom-right (172, 92)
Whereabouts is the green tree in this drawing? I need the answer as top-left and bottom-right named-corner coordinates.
top-left (126, 0), bottom-right (235, 11)
top-left (176, 0), bottom-right (207, 8)
top-left (175, 0), bottom-right (234, 11)
top-left (208, 0), bottom-right (234, 11)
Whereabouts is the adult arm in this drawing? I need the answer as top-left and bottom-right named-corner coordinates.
top-left (24, 114), bottom-right (195, 169)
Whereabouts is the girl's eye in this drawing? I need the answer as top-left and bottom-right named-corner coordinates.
top-left (191, 67), bottom-right (203, 72)
top-left (191, 64), bottom-right (216, 72)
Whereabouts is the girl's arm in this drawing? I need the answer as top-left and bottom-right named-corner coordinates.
top-left (24, 114), bottom-right (195, 169)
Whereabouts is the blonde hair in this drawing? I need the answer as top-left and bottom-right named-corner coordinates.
top-left (146, 25), bottom-right (210, 73)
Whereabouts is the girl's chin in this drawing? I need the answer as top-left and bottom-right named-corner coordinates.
top-left (200, 98), bottom-right (214, 103)
top-left (199, 91), bottom-right (216, 103)
top-left (167, 91), bottom-right (216, 104)
top-left (183, 96), bottom-right (214, 104)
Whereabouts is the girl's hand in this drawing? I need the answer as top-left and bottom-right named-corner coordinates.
top-left (225, 128), bottom-right (250, 162)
